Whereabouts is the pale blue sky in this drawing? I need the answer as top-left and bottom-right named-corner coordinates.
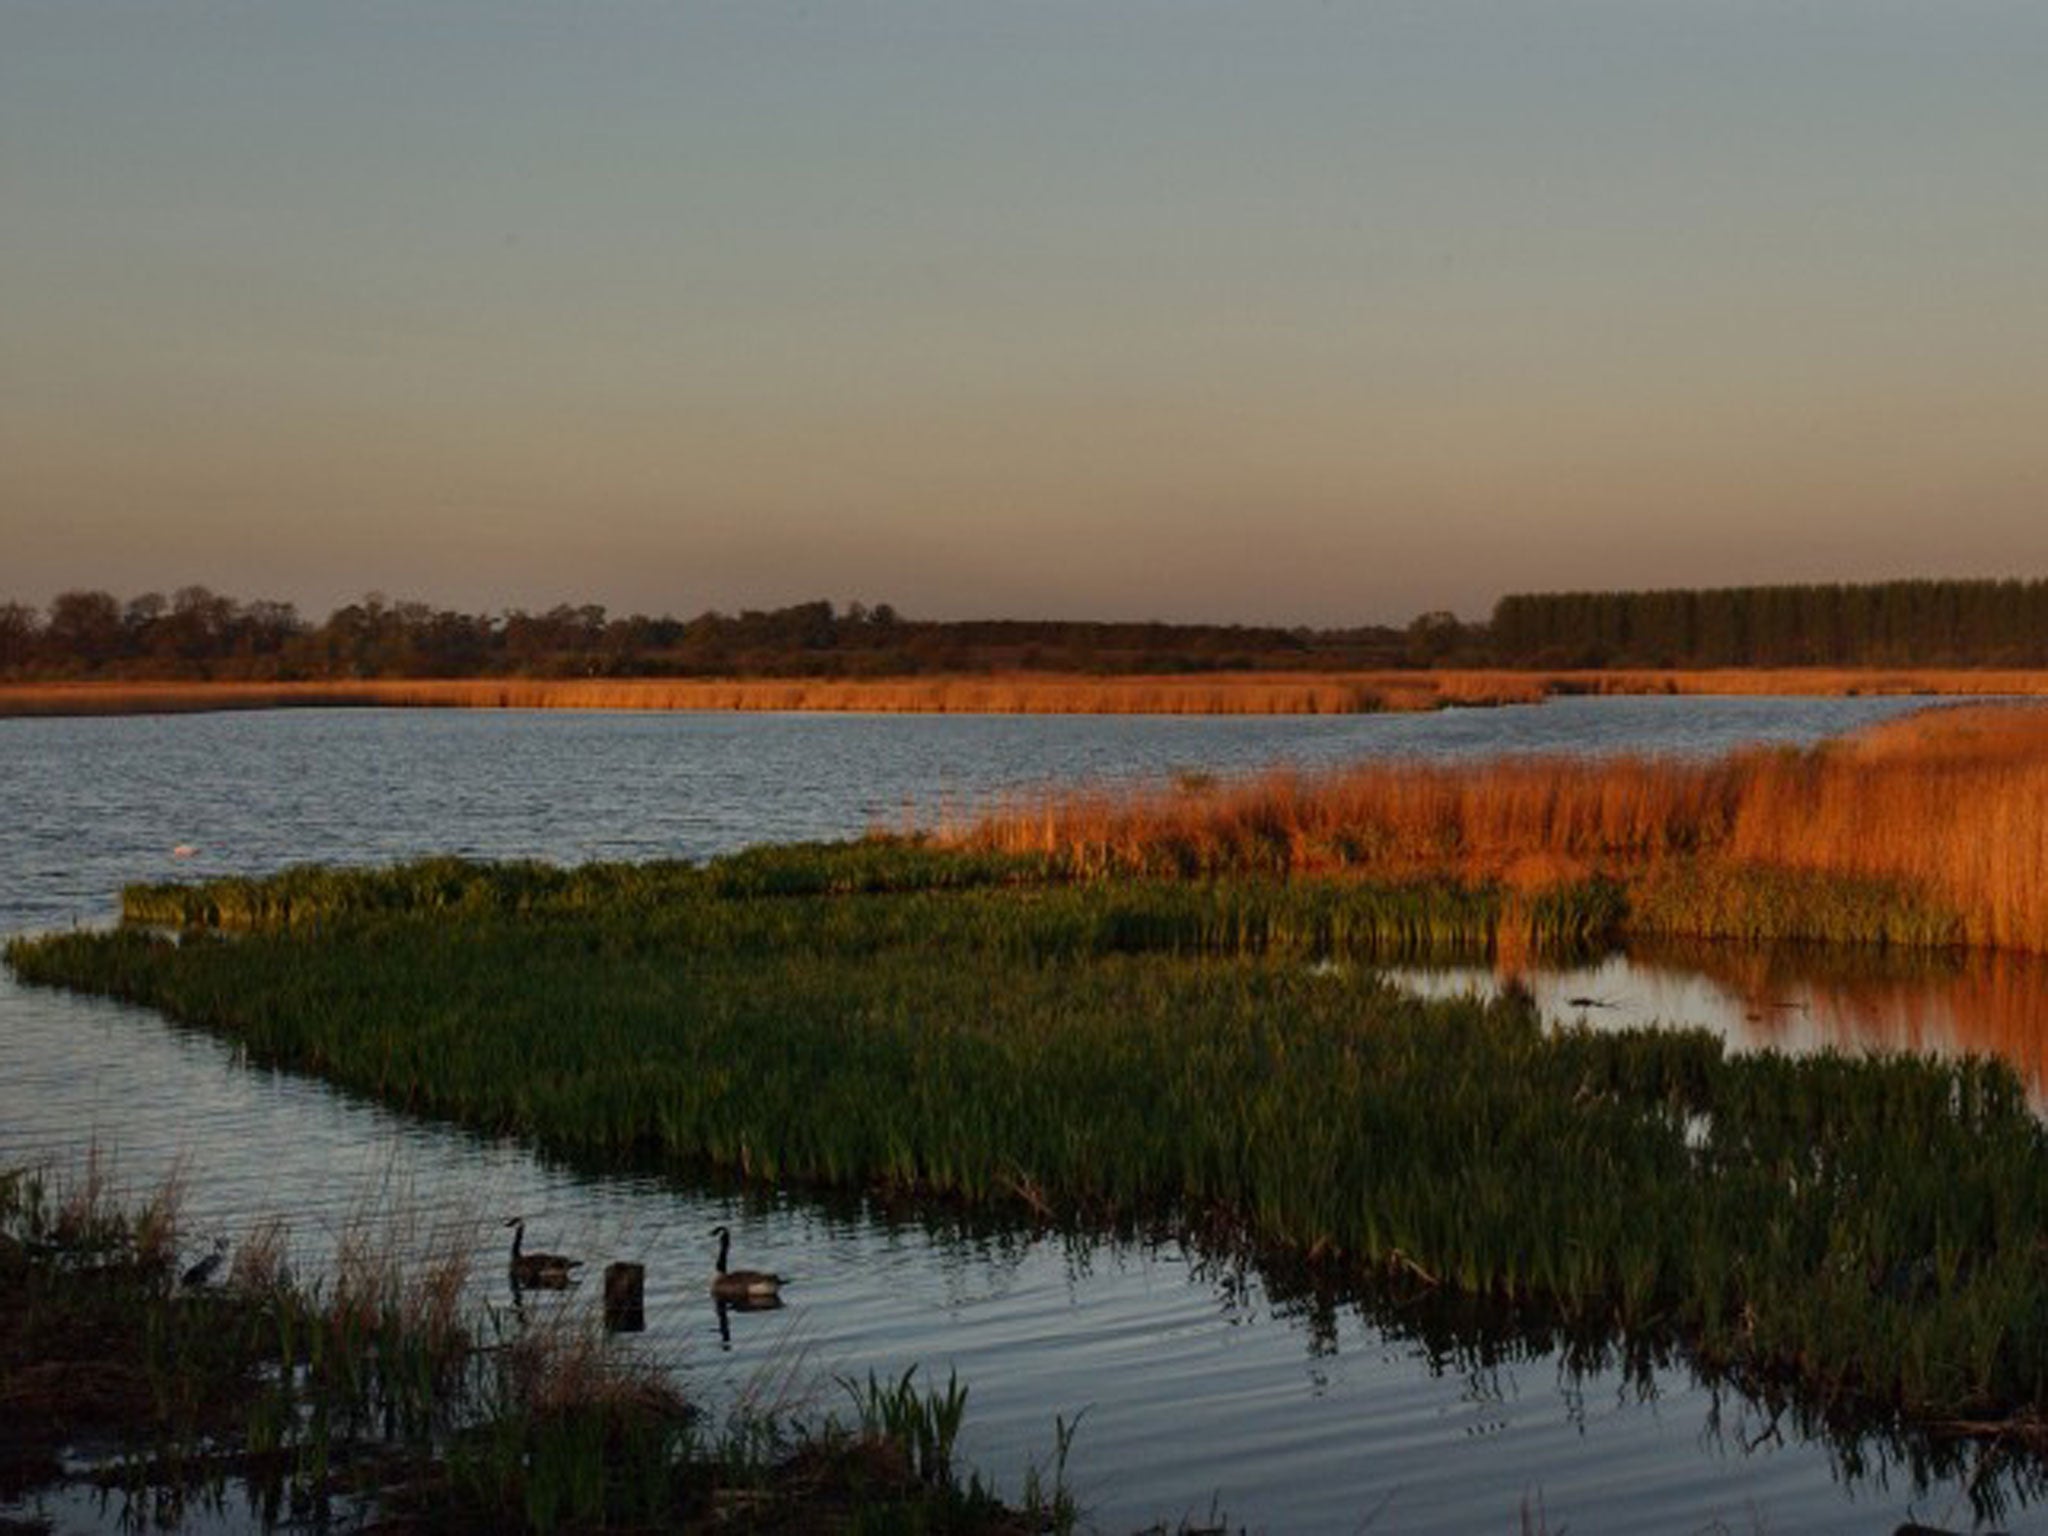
top-left (3, 2), bottom-right (2044, 623)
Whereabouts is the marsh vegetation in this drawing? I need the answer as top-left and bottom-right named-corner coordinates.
top-left (9, 745), bottom-right (2048, 1441)
top-left (0, 1157), bottom-right (1075, 1533)
top-left (963, 702), bottom-right (2048, 951)
top-left (12, 667), bottom-right (2048, 721)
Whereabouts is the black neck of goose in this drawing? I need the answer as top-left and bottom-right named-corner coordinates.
top-left (716, 1229), bottom-right (729, 1275)
top-left (510, 1221), bottom-right (524, 1262)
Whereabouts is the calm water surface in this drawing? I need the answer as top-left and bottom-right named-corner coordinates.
top-left (2, 697), bottom-right (2040, 1533)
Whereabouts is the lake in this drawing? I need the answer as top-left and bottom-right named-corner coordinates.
top-left (2, 696), bottom-right (2040, 1533)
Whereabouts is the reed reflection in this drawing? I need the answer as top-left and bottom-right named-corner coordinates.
top-left (1401, 940), bottom-right (2048, 1109)
top-left (1188, 1237), bottom-right (2048, 1530)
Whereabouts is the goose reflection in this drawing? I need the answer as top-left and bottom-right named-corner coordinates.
top-left (714, 1290), bottom-right (785, 1348)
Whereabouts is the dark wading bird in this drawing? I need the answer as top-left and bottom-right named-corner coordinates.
top-left (504, 1217), bottom-right (582, 1289)
top-left (709, 1224), bottom-right (784, 1302)
top-left (181, 1236), bottom-right (229, 1289)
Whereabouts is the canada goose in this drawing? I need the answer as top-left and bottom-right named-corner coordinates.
top-left (504, 1217), bottom-right (582, 1288)
top-left (181, 1236), bottom-right (229, 1289)
top-left (709, 1224), bottom-right (783, 1300)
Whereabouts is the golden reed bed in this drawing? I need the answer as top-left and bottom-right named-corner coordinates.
top-left (956, 701), bottom-right (2048, 953)
top-left (7, 667), bottom-right (2048, 719)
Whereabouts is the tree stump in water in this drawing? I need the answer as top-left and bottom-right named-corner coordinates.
top-left (604, 1261), bottom-right (645, 1332)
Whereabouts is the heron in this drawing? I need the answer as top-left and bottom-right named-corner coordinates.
top-left (181, 1237), bottom-right (229, 1289)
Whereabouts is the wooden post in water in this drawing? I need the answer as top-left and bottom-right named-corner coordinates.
top-left (604, 1261), bottom-right (646, 1332)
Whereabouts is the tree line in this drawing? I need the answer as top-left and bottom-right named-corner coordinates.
top-left (1488, 579), bottom-right (2048, 668)
top-left (0, 587), bottom-right (1459, 681)
top-left (6, 578), bottom-right (2043, 681)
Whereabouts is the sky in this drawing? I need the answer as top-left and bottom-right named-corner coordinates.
top-left (3, 2), bottom-right (2044, 627)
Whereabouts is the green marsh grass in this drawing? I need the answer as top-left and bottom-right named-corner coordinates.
top-left (118, 843), bottom-right (1055, 932)
top-left (15, 851), bottom-right (2048, 1436)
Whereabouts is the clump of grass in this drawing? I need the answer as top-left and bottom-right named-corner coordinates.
top-left (428, 1306), bottom-right (694, 1535)
top-left (1626, 862), bottom-right (1965, 947)
top-left (227, 1214), bottom-right (290, 1292)
top-left (840, 1366), bottom-right (970, 1489)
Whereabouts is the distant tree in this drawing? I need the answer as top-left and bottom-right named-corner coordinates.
top-left (1405, 610), bottom-right (1464, 667)
top-left (123, 591), bottom-right (168, 632)
top-left (45, 589), bottom-right (125, 669)
top-left (236, 600), bottom-right (305, 669)
top-left (0, 602), bottom-right (39, 673)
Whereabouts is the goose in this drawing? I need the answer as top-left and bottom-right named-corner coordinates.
top-left (709, 1224), bottom-right (784, 1300)
top-left (504, 1217), bottom-right (582, 1288)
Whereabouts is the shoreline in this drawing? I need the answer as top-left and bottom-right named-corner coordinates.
top-left (6, 666), bottom-right (2048, 718)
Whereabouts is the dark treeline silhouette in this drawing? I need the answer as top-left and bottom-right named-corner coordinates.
top-left (0, 587), bottom-right (1482, 681)
top-left (11, 579), bottom-right (2042, 682)
top-left (1489, 579), bottom-right (2048, 668)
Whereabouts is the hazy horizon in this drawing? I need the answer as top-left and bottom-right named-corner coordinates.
top-left (5, 3), bottom-right (2044, 627)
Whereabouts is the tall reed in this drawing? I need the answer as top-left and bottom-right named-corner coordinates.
top-left (958, 703), bottom-right (2048, 951)
top-left (9, 667), bottom-right (2048, 719)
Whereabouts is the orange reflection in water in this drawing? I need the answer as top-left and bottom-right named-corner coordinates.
top-left (1654, 941), bottom-right (2048, 1103)
top-left (1403, 942), bottom-right (2048, 1107)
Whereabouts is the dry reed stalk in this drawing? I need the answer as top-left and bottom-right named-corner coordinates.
top-left (498, 1311), bottom-right (686, 1420)
top-left (328, 1197), bottom-right (482, 1354)
top-left (34, 1149), bottom-right (188, 1276)
top-left (228, 1215), bottom-right (291, 1292)
top-left (1564, 667), bottom-right (2048, 699)
top-left (8, 667), bottom-right (2048, 718)
top-left (970, 755), bottom-right (1747, 880)
top-left (959, 702), bottom-right (2048, 952)
top-left (50, 1143), bottom-right (116, 1247)
top-left (131, 1164), bottom-right (188, 1276)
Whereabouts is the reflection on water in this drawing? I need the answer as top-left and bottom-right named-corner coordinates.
top-left (1236, 1247), bottom-right (2044, 1529)
top-left (1396, 940), bottom-right (2048, 1105)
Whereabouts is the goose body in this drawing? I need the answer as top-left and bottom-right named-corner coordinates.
top-left (505, 1217), bottom-right (582, 1288)
top-left (709, 1224), bottom-right (783, 1300)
